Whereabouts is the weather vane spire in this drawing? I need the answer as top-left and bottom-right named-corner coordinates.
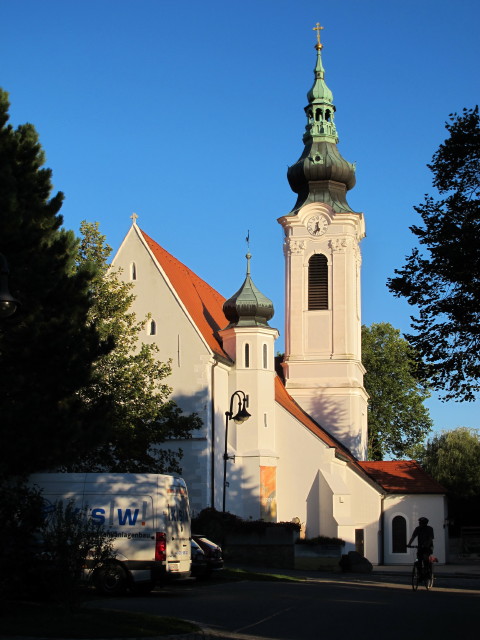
top-left (313, 22), bottom-right (324, 50)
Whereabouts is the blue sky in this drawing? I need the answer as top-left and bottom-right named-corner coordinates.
top-left (1, 0), bottom-right (479, 437)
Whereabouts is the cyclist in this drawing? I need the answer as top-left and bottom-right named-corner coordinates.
top-left (407, 517), bottom-right (434, 574)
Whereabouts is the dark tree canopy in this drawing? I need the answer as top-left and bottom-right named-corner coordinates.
top-left (362, 323), bottom-right (432, 460)
top-left (388, 107), bottom-right (480, 401)
top-left (0, 90), bottom-right (110, 478)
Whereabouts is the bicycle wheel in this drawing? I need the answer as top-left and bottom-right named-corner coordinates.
top-left (412, 563), bottom-right (419, 590)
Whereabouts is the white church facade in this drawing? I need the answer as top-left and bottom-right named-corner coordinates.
top-left (112, 27), bottom-right (447, 565)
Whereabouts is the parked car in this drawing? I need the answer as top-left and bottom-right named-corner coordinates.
top-left (190, 539), bottom-right (208, 578)
top-left (192, 535), bottom-right (224, 575)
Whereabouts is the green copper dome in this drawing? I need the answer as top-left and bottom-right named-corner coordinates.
top-left (223, 253), bottom-right (274, 328)
top-left (286, 24), bottom-right (357, 214)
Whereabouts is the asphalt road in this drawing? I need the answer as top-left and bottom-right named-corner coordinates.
top-left (89, 572), bottom-right (480, 640)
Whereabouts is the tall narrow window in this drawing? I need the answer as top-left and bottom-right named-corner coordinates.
top-left (244, 343), bottom-right (250, 368)
top-left (131, 262), bottom-right (137, 281)
top-left (149, 319), bottom-right (156, 336)
top-left (308, 254), bottom-right (328, 310)
top-left (355, 529), bottom-right (365, 556)
top-left (392, 515), bottom-right (407, 553)
top-left (263, 344), bottom-right (268, 369)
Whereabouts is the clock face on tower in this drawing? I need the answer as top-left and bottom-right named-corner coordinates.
top-left (306, 214), bottom-right (328, 236)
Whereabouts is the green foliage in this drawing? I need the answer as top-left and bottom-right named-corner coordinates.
top-left (417, 428), bottom-right (480, 499)
top-left (416, 427), bottom-right (480, 529)
top-left (69, 221), bottom-right (202, 473)
top-left (192, 508), bottom-right (300, 546)
top-left (388, 107), bottom-right (480, 401)
top-left (296, 535), bottom-right (345, 546)
top-left (362, 323), bottom-right (433, 460)
top-left (0, 89), bottom-right (110, 477)
top-left (0, 482), bottom-right (115, 603)
top-left (36, 500), bottom-right (115, 604)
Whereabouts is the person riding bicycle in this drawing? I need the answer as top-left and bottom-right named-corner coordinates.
top-left (407, 517), bottom-right (434, 573)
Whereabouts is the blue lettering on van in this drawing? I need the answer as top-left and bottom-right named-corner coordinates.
top-left (117, 508), bottom-right (140, 526)
top-left (91, 508), bottom-right (106, 525)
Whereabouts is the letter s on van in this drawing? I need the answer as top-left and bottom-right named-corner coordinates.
top-left (91, 508), bottom-right (106, 525)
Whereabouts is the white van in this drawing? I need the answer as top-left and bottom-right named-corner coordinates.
top-left (29, 473), bottom-right (191, 594)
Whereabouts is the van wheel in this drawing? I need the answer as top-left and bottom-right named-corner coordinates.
top-left (94, 563), bottom-right (128, 596)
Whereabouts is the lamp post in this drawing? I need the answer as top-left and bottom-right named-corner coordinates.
top-left (0, 253), bottom-right (20, 318)
top-left (222, 390), bottom-right (251, 513)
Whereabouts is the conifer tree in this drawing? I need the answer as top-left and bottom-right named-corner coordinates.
top-left (0, 90), bottom-right (109, 478)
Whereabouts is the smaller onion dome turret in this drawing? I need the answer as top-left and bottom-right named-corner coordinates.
top-left (223, 252), bottom-right (274, 328)
top-left (287, 23), bottom-right (357, 214)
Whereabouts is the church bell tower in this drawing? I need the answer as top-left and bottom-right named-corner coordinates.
top-left (278, 24), bottom-right (368, 460)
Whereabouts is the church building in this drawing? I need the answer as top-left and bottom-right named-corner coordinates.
top-left (112, 26), bottom-right (446, 565)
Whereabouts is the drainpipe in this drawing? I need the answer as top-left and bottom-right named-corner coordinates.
top-left (210, 359), bottom-right (218, 508)
top-left (379, 495), bottom-right (385, 565)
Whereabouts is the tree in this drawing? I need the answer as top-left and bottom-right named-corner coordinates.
top-left (362, 323), bottom-right (432, 460)
top-left (388, 107), bottom-right (480, 401)
top-left (416, 428), bottom-right (480, 528)
top-left (417, 427), bottom-right (480, 500)
top-left (0, 90), bottom-right (110, 478)
top-left (69, 221), bottom-right (202, 474)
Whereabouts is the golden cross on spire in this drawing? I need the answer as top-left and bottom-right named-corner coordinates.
top-left (313, 22), bottom-right (324, 50)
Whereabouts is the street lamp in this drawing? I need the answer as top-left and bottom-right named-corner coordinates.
top-left (222, 390), bottom-right (251, 512)
top-left (0, 253), bottom-right (20, 318)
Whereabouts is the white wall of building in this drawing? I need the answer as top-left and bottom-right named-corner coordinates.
top-left (382, 494), bottom-right (447, 564)
top-left (279, 202), bottom-right (368, 460)
top-left (274, 403), bottom-right (382, 563)
top-left (113, 227), bottom-right (219, 512)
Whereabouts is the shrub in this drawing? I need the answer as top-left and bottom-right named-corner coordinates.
top-left (296, 535), bottom-right (345, 546)
top-left (191, 508), bottom-right (300, 545)
top-left (36, 499), bottom-right (115, 604)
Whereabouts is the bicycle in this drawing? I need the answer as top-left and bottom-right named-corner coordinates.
top-left (408, 545), bottom-right (434, 590)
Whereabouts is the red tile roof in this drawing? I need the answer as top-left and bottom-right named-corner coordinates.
top-left (358, 461), bottom-right (445, 494)
top-left (141, 230), bottom-right (231, 361)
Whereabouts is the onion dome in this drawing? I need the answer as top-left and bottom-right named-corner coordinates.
top-left (286, 23), bottom-right (357, 214)
top-left (223, 253), bottom-right (274, 328)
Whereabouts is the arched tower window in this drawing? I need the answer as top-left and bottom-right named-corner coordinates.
top-left (392, 515), bottom-right (407, 553)
top-left (315, 108), bottom-right (322, 122)
top-left (131, 262), bottom-right (137, 281)
top-left (263, 344), bottom-right (268, 369)
top-left (244, 343), bottom-right (250, 368)
top-left (308, 254), bottom-right (328, 310)
top-left (149, 320), bottom-right (156, 336)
